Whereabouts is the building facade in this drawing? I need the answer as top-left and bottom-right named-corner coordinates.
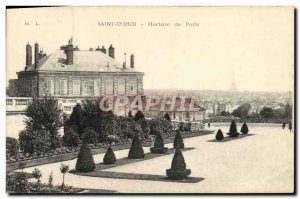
top-left (9, 41), bottom-right (144, 98)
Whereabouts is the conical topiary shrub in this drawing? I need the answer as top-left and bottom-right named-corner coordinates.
top-left (166, 147), bottom-right (191, 180)
top-left (150, 132), bottom-right (168, 154)
top-left (215, 129), bottom-right (224, 140)
top-left (173, 131), bottom-right (184, 149)
top-left (103, 146), bottom-right (117, 164)
top-left (227, 120), bottom-right (239, 137)
top-left (128, 134), bottom-right (145, 159)
top-left (75, 143), bottom-right (95, 172)
top-left (240, 122), bottom-right (249, 134)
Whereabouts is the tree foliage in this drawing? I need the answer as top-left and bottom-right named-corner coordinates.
top-left (134, 111), bottom-right (145, 121)
top-left (164, 113), bottom-right (171, 121)
top-left (231, 103), bottom-right (251, 119)
top-left (23, 96), bottom-right (63, 149)
top-left (19, 128), bottom-right (52, 155)
top-left (63, 129), bottom-right (80, 147)
top-left (68, 104), bottom-right (83, 137)
top-left (6, 137), bottom-right (19, 159)
top-left (81, 128), bottom-right (98, 145)
top-left (260, 107), bottom-right (274, 119)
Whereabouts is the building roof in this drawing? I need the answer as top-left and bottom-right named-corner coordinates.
top-left (24, 50), bottom-right (141, 73)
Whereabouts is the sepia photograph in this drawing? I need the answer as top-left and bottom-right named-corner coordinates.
top-left (5, 6), bottom-right (295, 194)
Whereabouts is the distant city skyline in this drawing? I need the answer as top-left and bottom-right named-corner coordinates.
top-left (6, 7), bottom-right (294, 92)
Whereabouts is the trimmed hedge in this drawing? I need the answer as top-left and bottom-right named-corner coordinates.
top-left (241, 122), bottom-right (249, 134)
top-left (128, 134), bottom-right (145, 159)
top-left (227, 120), bottom-right (239, 137)
top-left (103, 147), bottom-right (117, 164)
top-left (75, 143), bottom-right (95, 172)
top-left (215, 129), bottom-right (224, 140)
top-left (166, 147), bottom-right (191, 180)
top-left (173, 131), bottom-right (184, 149)
top-left (150, 132), bottom-right (168, 154)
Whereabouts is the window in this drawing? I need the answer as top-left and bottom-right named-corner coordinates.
top-left (129, 80), bottom-right (137, 95)
top-left (68, 80), bottom-right (73, 96)
top-left (46, 79), bottom-right (54, 95)
top-left (106, 79), bottom-right (113, 95)
top-left (60, 80), bottom-right (68, 95)
top-left (173, 112), bottom-right (176, 119)
top-left (81, 80), bottom-right (87, 96)
top-left (54, 79), bottom-right (60, 95)
top-left (87, 80), bottom-right (94, 96)
top-left (73, 79), bottom-right (81, 96)
top-left (94, 79), bottom-right (101, 96)
top-left (118, 79), bottom-right (125, 95)
top-left (185, 112), bottom-right (190, 121)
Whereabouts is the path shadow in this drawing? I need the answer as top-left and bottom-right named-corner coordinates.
top-left (73, 170), bottom-right (204, 184)
top-left (207, 134), bottom-right (255, 142)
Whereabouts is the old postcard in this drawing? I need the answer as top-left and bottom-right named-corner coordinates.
top-left (6, 6), bottom-right (294, 194)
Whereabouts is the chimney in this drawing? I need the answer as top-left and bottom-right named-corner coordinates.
top-left (39, 49), bottom-right (43, 59)
top-left (26, 42), bottom-right (32, 69)
top-left (108, 44), bottom-right (115, 59)
top-left (66, 44), bottom-right (73, 65)
top-left (100, 46), bottom-right (106, 54)
top-left (130, 54), bottom-right (134, 68)
top-left (34, 42), bottom-right (39, 69)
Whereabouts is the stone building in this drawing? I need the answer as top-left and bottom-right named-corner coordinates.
top-left (9, 41), bottom-right (144, 98)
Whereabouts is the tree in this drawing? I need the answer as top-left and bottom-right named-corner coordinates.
top-left (81, 100), bottom-right (102, 135)
top-left (285, 103), bottom-right (293, 119)
top-left (164, 113), bottom-right (171, 121)
top-left (6, 137), bottom-right (19, 160)
top-left (69, 104), bottom-right (83, 137)
top-left (48, 171), bottom-right (53, 189)
top-left (134, 111), bottom-right (145, 121)
top-left (102, 117), bottom-right (122, 144)
top-left (220, 111), bottom-right (230, 116)
top-left (60, 163), bottom-right (69, 188)
top-left (240, 122), bottom-right (249, 134)
top-left (173, 131), bottom-right (184, 149)
top-left (227, 120), bottom-right (239, 137)
top-left (24, 96), bottom-right (63, 149)
top-left (32, 168), bottom-right (42, 191)
top-left (215, 129), bottom-right (224, 140)
top-left (75, 143), bottom-right (95, 172)
top-left (166, 147), bottom-right (191, 180)
top-left (19, 128), bottom-right (52, 155)
top-left (14, 173), bottom-right (29, 193)
top-left (260, 107), bottom-right (274, 119)
top-left (63, 129), bottom-right (80, 148)
top-left (150, 132), bottom-right (168, 153)
top-left (81, 128), bottom-right (98, 145)
top-left (231, 103), bottom-right (251, 119)
top-left (128, 134), bottom-right (145, 159)
top-left (103, 147), bottom-right (117, 164)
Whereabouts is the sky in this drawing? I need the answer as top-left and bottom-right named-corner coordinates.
top-left (6, 7), bottom-right (294, 92)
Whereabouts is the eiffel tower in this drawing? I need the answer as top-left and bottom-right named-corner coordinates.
top-left (229, 67), bottom-right (238, 92)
